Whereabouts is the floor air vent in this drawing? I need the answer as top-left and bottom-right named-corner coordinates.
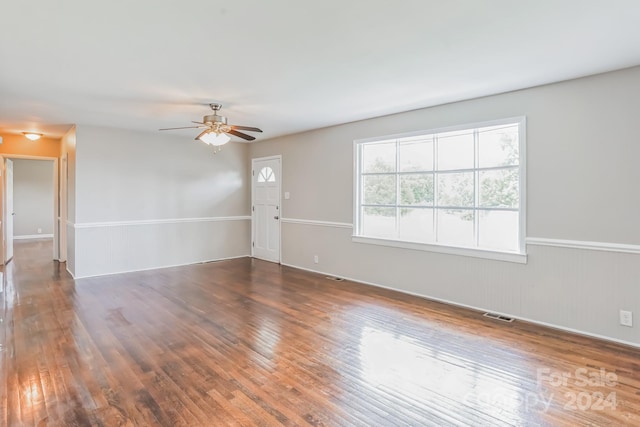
top-left (325, 276), bottom-right (345, 282)
top-left (483, 312), bottom-right (514, 323)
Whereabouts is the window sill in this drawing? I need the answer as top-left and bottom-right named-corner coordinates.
top-left (352, 235), bottom-right (528, 264)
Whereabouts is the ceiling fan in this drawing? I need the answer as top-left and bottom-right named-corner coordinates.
top-left (159, 103), bottom-right (262, 149)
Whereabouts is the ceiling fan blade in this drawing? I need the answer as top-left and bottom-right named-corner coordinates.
top-left (231, 125), bottom-right (262, 133)
top-left (192, 121), bottom-right (208, 125)
top-left (159, 125), bottom-right (207, 131)
top-left (194, 129), bottom-right (209, 140)
top-left (227, 129), bottom-right (256, 141)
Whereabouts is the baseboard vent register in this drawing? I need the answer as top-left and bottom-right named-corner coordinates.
top-left (483, 312), bottom-right (515, 322)
top-left (325, 276), bottom-right (345, 282)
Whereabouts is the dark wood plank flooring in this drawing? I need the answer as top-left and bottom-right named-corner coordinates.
top-left (1, 239), bottom-right (639, 426)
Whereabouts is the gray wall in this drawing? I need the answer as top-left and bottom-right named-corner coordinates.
top-left (70, 125), bottom-right (251, 278)
top-left (12, 159), bottom-right (54, 237)
top-left (249, 66), bottom-right (640, 346)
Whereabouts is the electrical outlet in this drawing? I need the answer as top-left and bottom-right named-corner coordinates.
top-left (37, 228), bottom-right (42, 234)
top-left (314, 255), bottom-right (319, 264)
top-left (619, 310), bottom-right (633, 327)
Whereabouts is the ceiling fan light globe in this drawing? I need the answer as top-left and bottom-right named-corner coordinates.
top-left (199, 131), bottom-right (230, 146)
top-left (210, 134), bottom-right (230, 146)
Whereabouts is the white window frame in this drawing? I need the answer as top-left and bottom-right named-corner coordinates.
top-left (352, 116), bottom-right (527, 264)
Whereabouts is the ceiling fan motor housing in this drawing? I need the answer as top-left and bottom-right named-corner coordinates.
top-left (203, 114), bottom-right (227, 125)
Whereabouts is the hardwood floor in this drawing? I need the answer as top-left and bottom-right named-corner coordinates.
top-left (1, 240), bottom-right (639, 426)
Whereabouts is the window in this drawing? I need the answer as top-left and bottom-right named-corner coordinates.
top-left (257, 166), bottom-right (276, 183)
top-left (354, 117), bottom-right (525, 262)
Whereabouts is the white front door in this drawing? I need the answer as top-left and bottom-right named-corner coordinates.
top-left (5, 158), bottom-right (14, 262)
top-left (252, 156), bottom-right (281, 263)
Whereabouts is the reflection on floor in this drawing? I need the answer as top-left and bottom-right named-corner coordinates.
top-left (1, 239), bottom-right (639, 426)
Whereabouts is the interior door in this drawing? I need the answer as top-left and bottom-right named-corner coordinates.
top-left (0, 155), bottom-right (4, 263)
top-left (5, 158), bottom-right (14, 262)
top-left (252, 157), bottom-right (281, 263)
top-left (59, 154), bottom-right (67, 261)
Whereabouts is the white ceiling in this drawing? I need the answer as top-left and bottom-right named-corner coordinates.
top-left (1, 1), bottom-right (640, 141)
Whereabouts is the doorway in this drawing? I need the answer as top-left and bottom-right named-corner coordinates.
top-left (1, 156), bottom-right (59, 264)
top-left (5, 158), bottom-right (14, 262)
top-left (251, 156), bottom-right (281, 263)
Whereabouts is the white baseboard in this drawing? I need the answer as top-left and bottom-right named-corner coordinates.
top-left (14, 234), bottom-right (54, 240)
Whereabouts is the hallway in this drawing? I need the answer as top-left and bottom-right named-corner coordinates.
top-left (0, 239), bottom-right (71, 425)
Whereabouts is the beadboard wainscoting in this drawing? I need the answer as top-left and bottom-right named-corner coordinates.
top-left (68, 216), bottom-right (251, 278)
top-left (280, 219), bottom-right (640, 347)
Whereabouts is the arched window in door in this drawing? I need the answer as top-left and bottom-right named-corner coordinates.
top-left (257, 166), bottom-right (276, 183)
